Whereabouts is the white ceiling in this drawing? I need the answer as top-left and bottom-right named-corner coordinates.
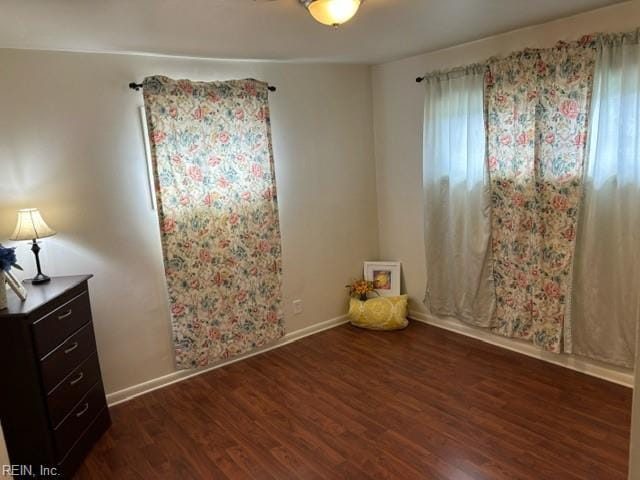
top-left (0, 0), bottom-right (626, 64)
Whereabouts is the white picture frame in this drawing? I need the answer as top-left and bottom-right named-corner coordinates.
top-left (4, 270), bottom-right (27, 301)
top-left (363, 261), bottom-right (401, 297)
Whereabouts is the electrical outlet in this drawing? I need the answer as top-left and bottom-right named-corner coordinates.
top-left (292, 299), bottom-right (303, 315)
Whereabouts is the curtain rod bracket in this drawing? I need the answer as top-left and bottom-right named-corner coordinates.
top-left (416, 76), bottom-right (425, 83)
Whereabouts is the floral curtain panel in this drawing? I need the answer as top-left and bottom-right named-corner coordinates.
top-left (143, 76), bottom-right (284, 369)
top-left (484, 42), bottom-right (596, 352)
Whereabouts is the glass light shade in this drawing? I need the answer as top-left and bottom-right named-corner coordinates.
top-left (308, 0), bottom-right (361, 26)
top-left (10, 208), bottom-right (56, 240)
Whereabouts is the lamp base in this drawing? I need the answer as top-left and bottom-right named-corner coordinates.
top-left (30, 273), bottom-right (51, 285)
top-left (28, 239), bottom-right (51, 285)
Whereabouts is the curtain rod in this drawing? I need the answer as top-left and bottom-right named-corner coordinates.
top-left (128, 82), bottom-right (276, 92)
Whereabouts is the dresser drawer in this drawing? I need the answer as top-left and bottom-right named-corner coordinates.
top-left (40, 322), bottom-right (96, 394)
top-left (57, 407), bottom-right (111, 479)
top-left (54, 381), bottom-right (106, 458)
top-left (47, 353), bottom-right (101, 428)
top-left (32, 290), bottom-right (92, 359)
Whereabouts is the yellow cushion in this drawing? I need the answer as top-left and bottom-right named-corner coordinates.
top-left (348, 295), bottom-right (409, 331)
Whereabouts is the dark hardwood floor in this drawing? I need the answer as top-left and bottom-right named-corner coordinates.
top-left (76, 321), bottom-right (632, 479)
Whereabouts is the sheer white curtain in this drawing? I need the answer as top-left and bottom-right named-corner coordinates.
top-left (568, 31), bottom-right (640, 367)
top-left (422, 65), bottom-right (495, 327)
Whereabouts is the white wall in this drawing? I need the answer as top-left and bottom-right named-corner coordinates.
top-left (372, 2), bottom-right (639, 349)
top-left (0, 49), bottom-right (378, 396)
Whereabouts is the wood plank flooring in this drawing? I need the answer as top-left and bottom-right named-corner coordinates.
top-left (76, 321), bottom-right (632, 479)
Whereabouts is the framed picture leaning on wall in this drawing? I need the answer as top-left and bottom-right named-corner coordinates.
top-left (363, 261), bottom-right (401, 297)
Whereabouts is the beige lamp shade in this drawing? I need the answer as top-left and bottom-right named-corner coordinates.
top-left (10, 208), bottom-right (56, 241)
top-left (308, 0), bottom-right (361, 26)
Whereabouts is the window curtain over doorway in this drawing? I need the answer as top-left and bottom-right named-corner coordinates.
top-left (143, 76), bottom-right (284, 369)
top-left (568, 31), bottom-right (640, 367)
top-left (485, 43), bottom-right (596, 353)
top-left (422, 65), bottom-right (496, 327)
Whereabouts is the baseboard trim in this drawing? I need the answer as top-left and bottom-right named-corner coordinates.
top-left (106, 315), bottom-right (350, 406)
top-left (409, 310), bottom-right (633, 388)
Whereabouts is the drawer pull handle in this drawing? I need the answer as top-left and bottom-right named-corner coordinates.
top-left (69, 372), bottom-right (84, 386)
top-left (75, 403), bottom-right (89, 417)
top-left (64, 342), bottom-right (79, 354)
top-left (58, 309), bottom-right (73, 320)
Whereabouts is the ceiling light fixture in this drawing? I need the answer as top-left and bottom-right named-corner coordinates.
top-left (300, 0), bottom-right (362, 27)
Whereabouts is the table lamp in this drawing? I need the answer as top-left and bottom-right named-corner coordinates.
top-left (10, 208), bottom-right (56, 285)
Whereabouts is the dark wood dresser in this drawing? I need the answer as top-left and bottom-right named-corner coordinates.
top-left (0, 275), bottom-right (110, 479)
